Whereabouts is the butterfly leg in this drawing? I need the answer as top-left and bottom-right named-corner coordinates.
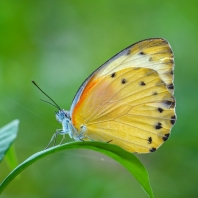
top-left (53, 132), bottom-right (58, 146)
top-left (78, 134), bottom-right (94, 141)
top-left (44, 129), bottom-right (62, 150)
top-left (44, 133), bottom-right (56, 150)
top-left (59, 134), bottom-right (65, 145)
top-left (53, 130), bottom-right (67, 146)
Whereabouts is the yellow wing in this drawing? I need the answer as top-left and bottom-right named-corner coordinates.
top-left (71, 38), bottom-right (176, 153)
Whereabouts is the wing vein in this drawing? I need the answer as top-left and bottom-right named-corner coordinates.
top-left (88, 127), bottom-right (152, 149)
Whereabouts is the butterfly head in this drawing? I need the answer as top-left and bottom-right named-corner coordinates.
top-left (55, 109), bottom-right (70, 123)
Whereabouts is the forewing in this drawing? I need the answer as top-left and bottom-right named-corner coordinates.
top-left (70, 38), bottom-right (174, 115)
top-left (71, 38), bottom-right (176, 153)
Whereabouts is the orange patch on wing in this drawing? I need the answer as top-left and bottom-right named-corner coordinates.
top-left (81, 74), bottom-right (98, 97)
top-left (72, 74), bottom-right (100, 127)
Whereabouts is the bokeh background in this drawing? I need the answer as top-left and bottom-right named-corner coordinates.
top-left (0, 1), bottom-right (197, 197)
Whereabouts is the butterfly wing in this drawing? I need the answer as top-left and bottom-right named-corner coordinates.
top-left (70, 38), bottom-right (176, 153)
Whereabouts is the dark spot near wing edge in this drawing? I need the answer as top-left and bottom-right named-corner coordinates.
top-left (162, 134), bottom-right (170, 141)
top-left (150, 148), bottom-right (156, 152)
top-left (167, 83), bottom-right (174, 89)
top-left (171, 115), bottom-right (176, 125)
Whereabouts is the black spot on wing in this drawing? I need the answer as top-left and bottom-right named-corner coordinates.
top-left (148, 137), bottom-right (152, 144)
top-left (167, 83), bottom-right (174, 90)
top-left (165, 100), bottom-right (175, 108)
top-left (162, 134), bottom-right (170, 141)
top-left (121, 78), bottom-right (127, 84)
top-left (158, 107), bottom-right (164, 113)
top-left (170, 70), bottom-right (174, 75)
top-left (171, 115), bottom-right (176, 125)
top-left (150, 148), bottom-right (156, 152)
top-left (153, 91), bottom-right (157, 95)
top-left (111, 72), bottom-right (116, 78)
top-left (165, 100), bottom-right (172, 106)
top-left (140, 81), bottom-right (146, 86)
top-left (139, 51), bottom-right (145, 55)
top-left (155, 122), bottom-right (162, 130)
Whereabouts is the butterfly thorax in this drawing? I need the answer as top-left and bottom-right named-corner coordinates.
top-left (55, 109), bottom-right (82, 140)
top-left (55, 109), bottom-right (70, 122)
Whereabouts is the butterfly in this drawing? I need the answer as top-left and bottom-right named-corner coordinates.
top-left (34, 38), bottom-right (176, 153)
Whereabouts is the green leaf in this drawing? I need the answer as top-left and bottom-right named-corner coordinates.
top-left (0, 141), bottom-right (154, 198)
top-left (4, 145), bottom-right (18, 170)
top-left (0, 120), bottom-right (19, 162)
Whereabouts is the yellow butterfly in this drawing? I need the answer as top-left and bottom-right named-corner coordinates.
top-left (35, 38), bottom-right (176, 153)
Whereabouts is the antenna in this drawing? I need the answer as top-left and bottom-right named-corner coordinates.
top-left (32, 80), bottom-right (61, 110)
top-left (40, 99), bottom-right (60, 109)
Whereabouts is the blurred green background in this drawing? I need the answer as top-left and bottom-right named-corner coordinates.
top-left (0, 1), bottom-right (197, 197)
